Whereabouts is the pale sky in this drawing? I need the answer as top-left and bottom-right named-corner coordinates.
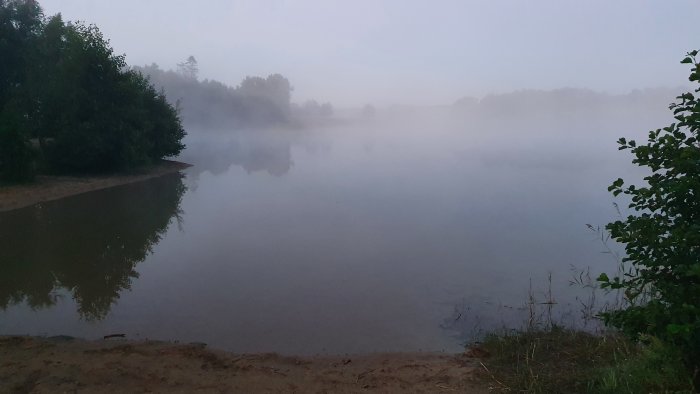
top-left (41, 0), bottom-right (699, 107)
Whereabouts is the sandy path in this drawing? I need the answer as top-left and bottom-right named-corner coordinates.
top-left (0, 336), bottom-right (487, 393)
top-left (0, 160), bottom-right (191, 213)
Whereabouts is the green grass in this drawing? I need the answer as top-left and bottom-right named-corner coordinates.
top-left (476, 327), bottom-right (695, 393)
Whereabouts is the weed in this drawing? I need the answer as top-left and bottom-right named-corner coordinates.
top-left (476, 329), bottom-right (694, 393)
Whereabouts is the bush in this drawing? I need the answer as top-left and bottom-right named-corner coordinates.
top-left (600, 51), bottom-right (700, 386)
top-left (477, 329), bottom-right (695, 393)
top-left (591, 336), bottom-right (694, 394)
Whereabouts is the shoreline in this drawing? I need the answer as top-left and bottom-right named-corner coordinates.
top-left (0, 336), bottom-right (486, 393)
top-left (0, 160), bottom-right (191, 213)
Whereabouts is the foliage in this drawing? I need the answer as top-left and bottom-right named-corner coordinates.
top-left (0, 0), bottom-right (41, 182)
top-left (478, 329), bottom-right (694, 393)
top-left (0, 1), bottom-right (185, 179)
top-left (590, 336), bottom-right (695, 394)
top-left (600, 51), bottom-right (700, 384)
top-left (0, 0), bottom-right (43, 105)
top-left (134, 63), bottom-right (293, 128)
top-left (0, 110), bottom-right (35, 182)
top-left (294, 99), bottom-right (334, 118)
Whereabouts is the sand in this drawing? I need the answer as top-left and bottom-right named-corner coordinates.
top-left (0, 161), bottom-right (191, 213)
top-left (0, 336), bottom-right (488, 393)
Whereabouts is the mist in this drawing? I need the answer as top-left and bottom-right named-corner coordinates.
top-left (41, 0), bottom-right (699, 107)
top-left (3, 0), bottom-right (698, 359)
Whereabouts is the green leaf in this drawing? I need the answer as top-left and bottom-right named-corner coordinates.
top-left (602, 52), bottom-right (700, 361)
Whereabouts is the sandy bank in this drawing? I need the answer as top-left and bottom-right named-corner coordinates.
top-left (0, 160), bottom-right (191, 213)
top-left (0, 336), bottom-right (486, 393)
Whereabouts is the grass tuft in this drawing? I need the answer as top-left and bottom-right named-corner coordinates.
top-left (475, 327), bottom-right (695, 393)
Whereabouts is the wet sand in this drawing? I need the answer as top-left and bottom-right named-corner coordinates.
top-left (0, 336), bottom-right (487, 393)
top-left (0, 160), bottom-right (191, 212)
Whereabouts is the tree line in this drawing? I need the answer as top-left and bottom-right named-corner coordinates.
top-left (0, 0), bottom-right (186, 182)
top-left (135, 59), bottom-right (334, 129)
top-left (136, 61), bottom-right (291, 129)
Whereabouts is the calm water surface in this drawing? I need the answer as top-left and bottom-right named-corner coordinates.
top-left (0, 112), bottom-right (656, 354)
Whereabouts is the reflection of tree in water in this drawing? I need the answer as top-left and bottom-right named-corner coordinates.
top-left (0, 173), bottom-right (186, 320)
top-left (180, 131), bottom-right (294, 178)
top-left (225, 137), bottom-right (292, 176)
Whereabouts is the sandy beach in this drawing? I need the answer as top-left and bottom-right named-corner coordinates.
top-left (0, 160), bottom-right (191, 213)
top-left (0, 336), bottom-right (488, 393)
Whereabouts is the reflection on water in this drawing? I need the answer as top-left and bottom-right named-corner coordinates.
top-left (180, 130), bottom-right (295, 178)
top-left (0, 102), bottom-right (670, 353)
top-left (0, 174), bottom-right (186, 320)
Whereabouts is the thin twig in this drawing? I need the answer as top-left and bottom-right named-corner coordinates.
top-left (479, 361), bottom-right (509, 390)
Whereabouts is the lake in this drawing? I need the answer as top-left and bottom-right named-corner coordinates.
top-left (0, 107), bottom-right (667, 355)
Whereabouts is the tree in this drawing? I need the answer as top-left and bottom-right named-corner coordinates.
top-left (0, 0), bottom-right (43, 106)
top-left (237, 74), bottom-right (292, 123)
top-left (0, 1), bottom-right (186, 178)
top-left (0, 110), bottom-right (35, 182)
top-left (38, 19), bottom-right (185, 172)
top-left (135, 63), bottom-right (296, 128)
top-left (177, 55), bottom-right (198, 80)
top-left (600, 51), bottom-right (700, 385)
top-left (0, 0), bottom-right (43, 181)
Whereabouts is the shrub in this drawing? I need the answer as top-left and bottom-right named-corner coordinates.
top-left (600, 51), bottom-right (700, 387)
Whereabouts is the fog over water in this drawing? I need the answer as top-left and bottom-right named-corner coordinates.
top-left (0, 88), bottom-right (679, 354)
top-left (39, 1), bottom-right (700, 106)
top-left (2, 1), bottom-right (698, 354)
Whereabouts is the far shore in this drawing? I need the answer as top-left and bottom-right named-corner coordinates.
top-left (0, 160), bottom-right (191, 213)
top-left (0, 336), bottom-right (486, 393)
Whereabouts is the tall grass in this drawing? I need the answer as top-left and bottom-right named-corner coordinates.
top-left (471, 225), bottom-right (695, 392)
top-left (477, 328), bottom-right (694, 393)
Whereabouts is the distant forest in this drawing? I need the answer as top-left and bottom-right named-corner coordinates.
top-left (452, 88), bottom-right (679, 120)
top-left (0, 0), bottom-right (185, 182)
top-left (136, 60), bottom-right (290, 129)
top-left (135, 58), bottom-right (335, 129)
top-left (450, 87), bottom-right (680, 135)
